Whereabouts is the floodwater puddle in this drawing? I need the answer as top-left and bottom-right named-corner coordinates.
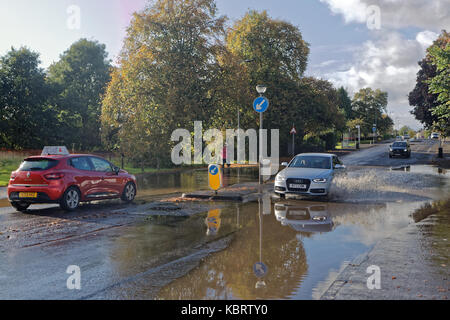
top-left (152, 200), bottom-right (425, 299)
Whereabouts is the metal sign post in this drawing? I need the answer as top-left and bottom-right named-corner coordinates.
top-left (290, 126), bottom-right (297, 156)
top-left (253, 91), bottom-right (269, 194)
top-left (356, 125), bottom-right (361, 149)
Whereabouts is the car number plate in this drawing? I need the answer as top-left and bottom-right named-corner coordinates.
top-left (19, 192), bottom-right (37, 198)
top-left (290, 210), bottom-right (308, 215)
top-left (289, 184), bottom-right (307, 189)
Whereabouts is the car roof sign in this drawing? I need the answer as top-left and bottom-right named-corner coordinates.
top-left (41, 146), bottom-right (70, 156)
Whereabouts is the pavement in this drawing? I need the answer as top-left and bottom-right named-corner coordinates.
top-left (321, 204), bottom-right (449, 300)
top-left (182, 182), bottom-right (272, 202)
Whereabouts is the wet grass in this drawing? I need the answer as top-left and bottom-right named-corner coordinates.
top-left (412, 198), bottom-right (450, 223)
top-left (0, 159), bottom-right (21, 186)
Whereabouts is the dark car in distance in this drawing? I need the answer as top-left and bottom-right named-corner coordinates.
top-left (389, 141), bottom-right (411, 158)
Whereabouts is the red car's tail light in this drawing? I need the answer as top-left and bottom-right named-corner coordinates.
top-left (44, 173), bottom-right (65, 180)
top-left (10, 173), bottom-right (16, 180)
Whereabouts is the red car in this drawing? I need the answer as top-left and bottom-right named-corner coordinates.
top-left (7, 147), bottom-right (137, 212)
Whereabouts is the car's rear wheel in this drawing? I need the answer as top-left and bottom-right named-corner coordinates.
top-left (121, 182), bottom-right (136, 203)
top-left (11, 202), bottom-right (30, 212)
top-left (60, 187), bottom-right (80, 211)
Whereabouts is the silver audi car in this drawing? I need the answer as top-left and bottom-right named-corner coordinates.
top-left (274, 153), bottom-right (345, 198)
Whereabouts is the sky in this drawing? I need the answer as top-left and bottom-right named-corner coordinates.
top-left (1, 0), bottom-right (449, 130)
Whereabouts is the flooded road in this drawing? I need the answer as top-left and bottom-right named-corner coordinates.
top-left (156, 201), bottom-right (424, 300)
top-left (0, 141), bottom-right (449, 299)
top-left (136, 167), bottom-right (258, 198)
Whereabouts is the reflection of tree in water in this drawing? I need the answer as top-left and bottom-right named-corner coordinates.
top-left (158, 204), bottom-right (308, 300)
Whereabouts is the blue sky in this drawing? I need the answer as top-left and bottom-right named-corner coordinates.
top-left (1, 0), bottom-right (449, 129)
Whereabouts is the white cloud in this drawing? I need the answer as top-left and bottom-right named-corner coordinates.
top-left (316, 1), bottom-right (448, 129)
top-left (416, 30), bottom-right (439, 49)
top-left (324, 31), bottom-right (437, 129)
top-left (319, 0), bottom-right (450, 30)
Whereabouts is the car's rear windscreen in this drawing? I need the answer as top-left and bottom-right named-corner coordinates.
top-left (19, 158), bottom-right (59, 171)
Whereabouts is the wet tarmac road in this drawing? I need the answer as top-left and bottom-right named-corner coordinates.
top-left (0, 141), bottom-right (448, 299)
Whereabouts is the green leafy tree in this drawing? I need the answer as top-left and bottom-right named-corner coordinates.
top-left (351, 88), bottom-right (391, 138)
top-left (225, 10), bottom-right (344, 153)
top-left (337, 87), bottom-right (353, 120)
top-left (48, 39), bottom-right (111, 150)
top-left (409, 30), bottom-right (450, 136)
top-left (428, 35), bottom-right (450, 137)
top-left (0, 47), bottom-right (56, 149)
top-left (102, 0), bottom-right (226, 166)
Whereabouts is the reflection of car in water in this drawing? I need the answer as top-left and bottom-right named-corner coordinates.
top-left (274, 202), bottom-right (333, 233)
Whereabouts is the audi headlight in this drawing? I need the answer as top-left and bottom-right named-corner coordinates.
top-left (404, 149), bottom-right (407, 152)
top-left (313, 178), bottom-right (327, 183)
top-left (312, 216), bottom-right (327, 222)
top-left (389, 148), bottom-right (393, 152)
top-left (275, 175), bottom-right (285, 182)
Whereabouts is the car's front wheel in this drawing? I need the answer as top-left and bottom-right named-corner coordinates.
top-left (60, 187), bottom-right (81, 211)
top-left (121, 182), bottom-right (136, 203)
top-left (11, 202), bottom-right (30, 212)
top-left (276, 192), bottom-right (286, 199)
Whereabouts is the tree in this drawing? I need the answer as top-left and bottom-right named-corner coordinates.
top-left (398, 126), bottom-right (412, 136)
top-left (102, 0), bottom-right (226, 167)
top-left (48, 39), bottom-right (111, 150)
top-left (409, 30), bottom-right (450, 136)
top-left (225, 11), bottom-right (344, 153)
top-left (351, 88), bottom-right (391, 138)
top-left (337, 87), bottom-right (353, 120)
top-left (428, 34), bottom-right (450, 137)
top-left (0, 47), bottom-right (55, 149)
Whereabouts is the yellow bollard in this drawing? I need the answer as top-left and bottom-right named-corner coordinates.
top-left (208, 164), bottom-right (222, 194)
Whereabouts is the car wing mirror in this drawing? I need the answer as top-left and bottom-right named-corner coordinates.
top-left (114, 166), bottom-right (120, 175)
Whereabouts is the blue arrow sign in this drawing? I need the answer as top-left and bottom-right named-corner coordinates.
top-left (253, 262), bottom-right (268, 278)
top-left (253, 97), bottom-right (269, 113)
top-left (209, 165), bottom-right (219, 176)
top-left (372, 127), bottom-right (377, 133)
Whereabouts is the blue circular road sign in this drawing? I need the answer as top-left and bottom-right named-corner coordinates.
top-left (209, 165), bottom-right (219, 176)
top-left (253, 262), bottom-right (268, 278)
top-left (253, 97), bottom-right (269, 113)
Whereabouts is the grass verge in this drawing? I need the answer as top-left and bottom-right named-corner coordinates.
top-left (0, 159), bottom-right (21, 186)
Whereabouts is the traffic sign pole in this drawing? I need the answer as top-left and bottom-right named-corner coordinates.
top-left (253, 95), bottom-right (269, 194)
top-left (259, 112), bottom-right (263, 191)
top-left (292, 132), bottom-right (295, 156)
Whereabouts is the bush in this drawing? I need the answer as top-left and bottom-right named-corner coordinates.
top-left (320, 132), bottom-right (338, 150)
